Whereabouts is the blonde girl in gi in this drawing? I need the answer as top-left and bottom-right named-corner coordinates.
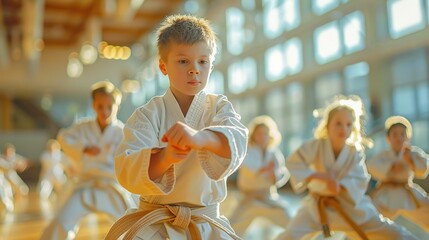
top-left (41, 81), bottom-right (135, 239)
top-left (276, 95), bottom-right (417, 240)
top-left (367, 116), bottom-right (429, 218)
top-left (106, 15), bottom-right (248, 240)
top-left (229, 115), bottom-right (290, 238)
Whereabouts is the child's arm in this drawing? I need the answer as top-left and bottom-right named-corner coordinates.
top-left (259, 150), bottom-right (290, 188)
top-left (185, 95), bottom-right (248, 181)
top-left (406, 146), bottom-right (429, 178)
top-left (57, 124), bottom-right (87, 165)
top-left (148, 145), bottom-right (189, 180)
top-left (338, 151), bottom-right (370, 205)
top-left (366, 152), bottom-right (393, 181)
top-left (285, 140), bottom-right (318, 193)
top-left (162, 121), bottom-right (231, 158)
top-left (115, 108), bottom-right (177, 196)
top-left (151, 121), bottom-right (231, 180)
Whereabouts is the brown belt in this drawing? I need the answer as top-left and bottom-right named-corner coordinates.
top-left (317, 195), bottom-right (369, 240)
top-left (371, 181), bottom-right (420, 208)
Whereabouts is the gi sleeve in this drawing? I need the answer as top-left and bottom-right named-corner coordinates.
top-left (57, 123), bottom-right (86, 165)
top-left (115, 107), bottom-right (176, 196)
top-left (198, 96), bottom-right (248, 181)
top-left (286, 140), bottom-right (318, 193)
top-left (339, 151), bottom-right (370, 206)
top-left (411, 146), bottom-right (429, 178)
top-left (366, 152), bottom-right (393, 181)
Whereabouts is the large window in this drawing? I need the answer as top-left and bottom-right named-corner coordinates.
top-left (314, 11), bottom-right (365, 64)
top-left (314, 21), bottom-right (342, 63)
top-left (265, 44), bottom-right (286, 81)
top-left (265, 38), bottom-right (303, 81)
top-left (284, 38), bottom-right (303, 75)
top-left (342, 11), bottom-right (365, 54)
top-left (263, 0), bottom-right (300, 39)
top-left (387, 0), bottom-right (425, 39)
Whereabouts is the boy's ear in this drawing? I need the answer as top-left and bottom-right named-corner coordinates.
top-left (159, 59), bottom-right (167, 75)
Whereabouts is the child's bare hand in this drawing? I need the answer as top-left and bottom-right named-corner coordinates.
top-left (162, 122), bottom-right (206, 150)
top-left (83, 146), bottom-right (101, 156)
top-left (164, 144), bottom-right (191, 164)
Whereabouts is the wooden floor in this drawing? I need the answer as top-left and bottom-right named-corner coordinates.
top-left (2, 183), bottom-right (429, 240)
top-left (0, 184), bottom-right (303, 240)
top-left (0, 191), bottom-right (115, 240)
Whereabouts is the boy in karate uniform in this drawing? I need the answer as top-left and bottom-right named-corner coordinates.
top-left (106, 15), bottom-right (248, 240)
top-left (367, 116), bottom-right (429, 218)
top-left (41, 81), bottom-right (135, 239)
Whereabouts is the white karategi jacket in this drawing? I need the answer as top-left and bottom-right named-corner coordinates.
top-left (114, 89), bottom-right (248, 239)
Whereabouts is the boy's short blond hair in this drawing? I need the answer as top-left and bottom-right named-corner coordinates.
top-left (91, 81), bottom-right (122, 105)
top-left (156, 14), bottom-right (217, 60)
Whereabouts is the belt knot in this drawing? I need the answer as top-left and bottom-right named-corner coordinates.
top-left (167, 205), bottom-right (192, 229)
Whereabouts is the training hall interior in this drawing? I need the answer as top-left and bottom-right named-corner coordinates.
top-left (1, 0), bottom-right (429, 239)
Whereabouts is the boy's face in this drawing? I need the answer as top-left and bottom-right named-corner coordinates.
top-left (387, 125), bottom-right (408, 152)
top-left (159, 41), bottom-right (213, 98)
top-left (92, 92), bottom-right (118, 126)
top-left (327, 109), bottom-right (354, 146)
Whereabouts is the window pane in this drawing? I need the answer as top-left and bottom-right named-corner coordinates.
top-left (393, 86), bottom-right (416, 118)
top-left (314, 21), bottom-right (342, 64)
top-left (343, 11), bottom-right (365, 54)
top-left (265, 44), bottom-right (286, 81)
top-left (315, 72), bottom-right (342, 107)
top-left (284, 37), bottom-right (303, 75)
top-left (226, 8), bottom-right (245, 55)
top-left (206, 70), bottom-right (224, 94)
top-left (282, 0), bottom-right (300, 31)
top-left (418, 82), bottom-right (429, 116)
top-left (241, 0), bottom-right (255, 10)
top-left (312, 0), bottom-right (339, 16)
top-left (344, 62), bottom-right (370, 113)
top-left (263, 0), bottom-right (283, 39)
top-left (238, 97), bottom-right (260, 125)
top-left (286, 83), bottom-right (305, 132)
top-left (413, 121), bottom-right (429, 148)
top-left (243, 57), bottom-right (258, 89)
top-left (388, 0), bottom-right (425, 39)
top-left (227, 58), bottom-right (257, 94)
top-left (266, 88), bottom-right (286, 133)
top-left (228, 61), bottom-right (247, 94)
top-left (391, 49), bottom-right (427, 85)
